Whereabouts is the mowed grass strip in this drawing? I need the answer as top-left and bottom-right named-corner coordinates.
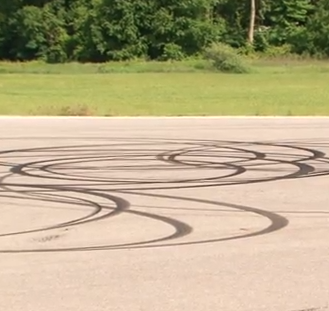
top-left (1, 71), bottom-right (329, 116)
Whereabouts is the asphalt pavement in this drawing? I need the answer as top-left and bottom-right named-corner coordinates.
top-left (1, 117), bottom-right (329, 311)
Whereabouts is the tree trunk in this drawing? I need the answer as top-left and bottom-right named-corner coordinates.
top-left (248, 0), bottom-right (256, 44)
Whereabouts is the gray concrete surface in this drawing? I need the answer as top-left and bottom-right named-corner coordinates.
top-left (0, 117), bottom-right (329, 311)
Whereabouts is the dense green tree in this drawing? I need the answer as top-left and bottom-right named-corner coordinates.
top-left (146, 0), bottom-right (223, 59)
top-left (303, 0), bottom-right (329, 56)
top-left (0, 0), bottom-right (328, 62)
top-left (264, 0), bottom-right (314, 45)
top-left (5, 5), bottom-right (68, 62)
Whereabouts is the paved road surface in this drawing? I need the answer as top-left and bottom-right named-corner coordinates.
top-left (1, 117), bottom-right (329, 311)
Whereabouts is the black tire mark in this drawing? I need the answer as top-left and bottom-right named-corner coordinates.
top-left (0, 138), bottom-right (328, 253)
top-left (0, 189), bottom-right (130, 237)
top-left (2, 141), bottom-right (328, 191)
top-left (0, 191), bottom-right (287, 253)
top-left (0, 187), bottom-right (193, 253)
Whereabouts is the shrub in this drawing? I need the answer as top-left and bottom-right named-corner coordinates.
top-left (203, 43), bottom-right (250, 73)
top-left (263, 44), bottom-right (293, 58)
top-left (160, 43), bottom-right (185, 61)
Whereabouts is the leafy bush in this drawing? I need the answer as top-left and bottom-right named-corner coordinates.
top-left (203, 43), bottom-right (250, 73)
top-left (160, 43), bottom-right (185, 61)
top-left (263, 44), bottom-right (293, 58)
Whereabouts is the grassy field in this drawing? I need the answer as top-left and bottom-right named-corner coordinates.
top-left (1, 59), bottom-right (329, 116)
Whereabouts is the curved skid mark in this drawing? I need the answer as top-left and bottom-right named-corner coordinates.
top-left (3, 140), bottom-right (327, 191)
top-left (0, 187), bottom-right (130, 237)
top-left (0, 192), bottom-right (287, 253)
top-left (0, 138), bottom-right (328, 253)
top-left (0, 192), bottom-right (103, 237)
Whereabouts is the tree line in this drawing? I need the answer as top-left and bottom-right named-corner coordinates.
top-left (0, 0), bottom-right (328, 63)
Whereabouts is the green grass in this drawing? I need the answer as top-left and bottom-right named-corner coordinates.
top-left (1, 60), bottom-right (329, 116)
top-left (0, 59), bottom-right (211, 74)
